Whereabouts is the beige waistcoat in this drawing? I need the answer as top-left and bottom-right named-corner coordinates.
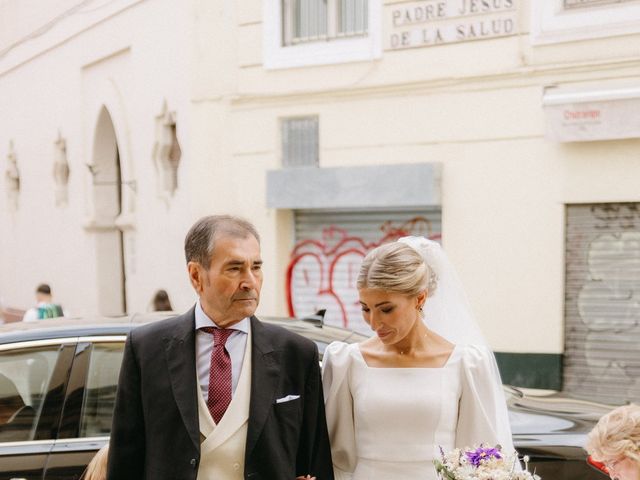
top-left (196, 328), bottom-right (252, 480)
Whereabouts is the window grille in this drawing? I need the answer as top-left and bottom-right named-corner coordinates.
top-left (564, 0), bottom-right (637, 9)
top-left (282, 117), bottom-right (319, 168)
top-left (283, 0), bottom-right (368, 46)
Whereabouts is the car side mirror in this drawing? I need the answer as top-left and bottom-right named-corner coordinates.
top-left (301, 309), bottom-right (326, 327)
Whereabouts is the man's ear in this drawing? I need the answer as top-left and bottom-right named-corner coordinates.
top-left (187, 262), bottom-right (204, 293)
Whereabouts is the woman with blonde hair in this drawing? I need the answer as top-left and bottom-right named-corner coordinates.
top-left (322, 236), bottom-right (515, 479)
top-left (586, 404), bottom-right (640, 480)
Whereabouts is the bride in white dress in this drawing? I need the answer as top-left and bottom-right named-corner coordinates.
top-left (322, 237), bottom-right (515, 480)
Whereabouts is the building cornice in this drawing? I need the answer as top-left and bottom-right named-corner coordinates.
top-left (192, 56), bottom-right (640, 108)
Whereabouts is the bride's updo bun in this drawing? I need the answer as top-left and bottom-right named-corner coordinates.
top-left (357, 241), bottom-right (438, 297)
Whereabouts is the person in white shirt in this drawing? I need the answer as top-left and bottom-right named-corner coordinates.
top-left (22, 284), bottom-right (64, 322)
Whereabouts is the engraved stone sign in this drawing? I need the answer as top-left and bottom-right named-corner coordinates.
top-left (386, 0), bottom-right (518, 50)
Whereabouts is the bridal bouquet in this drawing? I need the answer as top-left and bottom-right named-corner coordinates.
top-left (434, 445), bottom-right (541, 480)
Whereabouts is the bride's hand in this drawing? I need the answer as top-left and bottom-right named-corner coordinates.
top-left (295, 476), bottom-right (316, 480)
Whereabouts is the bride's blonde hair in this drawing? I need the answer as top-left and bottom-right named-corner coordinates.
top-left (357, 242), bottom-right (436, 297)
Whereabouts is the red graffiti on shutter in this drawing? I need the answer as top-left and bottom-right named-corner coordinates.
top-left (286, 217), bottom-right (440, 330)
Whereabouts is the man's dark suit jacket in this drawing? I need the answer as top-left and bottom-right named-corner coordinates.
top-left (107, 307), bottom-right (334, 480)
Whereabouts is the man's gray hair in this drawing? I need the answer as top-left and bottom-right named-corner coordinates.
top-left (184, 215), bottom-right (260, 267)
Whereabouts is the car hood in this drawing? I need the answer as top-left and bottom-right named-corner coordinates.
top-left (506, 387), bottom-right (614, 436)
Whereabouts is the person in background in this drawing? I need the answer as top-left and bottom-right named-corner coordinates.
top-left (151, 289), bottom-right (173, 311)
top-left (22, 284), bottom-right (64, 322)
top-left (83, 445), bottom-right (108, 480)
top-left (586, 404), bottom-right (640, 480)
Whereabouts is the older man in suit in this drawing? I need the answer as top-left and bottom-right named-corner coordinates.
top-left (107, 215), bottom-right (333, 480)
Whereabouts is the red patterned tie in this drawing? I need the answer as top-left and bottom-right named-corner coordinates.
top-left (202, 328), bottom-right (233, 424)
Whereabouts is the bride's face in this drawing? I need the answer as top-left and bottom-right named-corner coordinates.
top-left (358, 288), bottom-right (423, 343)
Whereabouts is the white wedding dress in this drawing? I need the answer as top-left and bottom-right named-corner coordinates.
top-left (322, 341), bottom-right (515, 480)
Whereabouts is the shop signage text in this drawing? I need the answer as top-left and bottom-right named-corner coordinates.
top-left (544, 98), bottom-right (640, 142)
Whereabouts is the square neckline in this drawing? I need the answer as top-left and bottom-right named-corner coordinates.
top-left (355, 343), bottom-right (459, 369)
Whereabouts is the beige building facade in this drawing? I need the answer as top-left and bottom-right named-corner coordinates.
top-left (1, 0), bottom-right (639, 402)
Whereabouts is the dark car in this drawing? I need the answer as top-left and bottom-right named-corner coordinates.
top-left (0, 314), bottom-right (611, 479)
top-left (506, 385), bottom-right (612, 479)
top-left (0, 313), bottom-right (366, 479)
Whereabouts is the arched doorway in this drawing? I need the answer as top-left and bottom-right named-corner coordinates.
top-left (90, 107), bottom-right (127, 315)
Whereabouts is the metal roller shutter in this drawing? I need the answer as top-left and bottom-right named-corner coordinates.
top-left (564, 203), bottom-right (640, 404)
top-left (287, 209), bottom-right (442, 334)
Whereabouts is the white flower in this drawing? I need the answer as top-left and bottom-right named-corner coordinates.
top-left (434, 444), bottom-right (541, 480)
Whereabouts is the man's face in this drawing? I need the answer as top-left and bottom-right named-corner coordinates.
top-left (35, 292), bottom-right (50, 303)
top-left (188, 234), bottom-right (263, 328)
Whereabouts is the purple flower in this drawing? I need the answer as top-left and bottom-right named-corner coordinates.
top-left (465, 446), bottom-right (502, 467)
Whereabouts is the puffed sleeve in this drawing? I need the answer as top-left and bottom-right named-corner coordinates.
top-left (455, 345), bottom-right (515, 454)
top-left (322, 341), bottom-right (356, 480)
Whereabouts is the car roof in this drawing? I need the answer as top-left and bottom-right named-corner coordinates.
top-left (0, 312), bottom-right (369, 345)
top-left (0, 313), bottom-right (170, 344)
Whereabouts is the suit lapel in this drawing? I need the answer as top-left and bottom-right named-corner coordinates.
top-left (164, 307), bottom-right (200, 452)
top-left (245, 316), bottom-right (279, 460)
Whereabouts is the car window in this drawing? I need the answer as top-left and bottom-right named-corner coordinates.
top-left (79, 342), bottom-right (124, 437)
top-left (0, 346), bottom-right (60, 442)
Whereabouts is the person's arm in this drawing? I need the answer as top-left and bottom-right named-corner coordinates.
top-left (106, 332), bottom-right (146, 480)
top-left (296, 344), bottom-right (334, 480)
top-left (22, 308), bottom-right (37, 323)
top-left (321, 342), bottom-right (356, 480)
top-left (455, 345), bottom-right (515, 454)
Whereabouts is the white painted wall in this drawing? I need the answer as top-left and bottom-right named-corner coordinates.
top-left (189, 0), bottom-right (640, 354)
top-left (3, 0), bottom-right (640, 360)
top-left (0, 0), bottom-right (196, 316)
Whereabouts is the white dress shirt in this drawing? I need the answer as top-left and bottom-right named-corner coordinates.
top-left (195, 301), bottom-right (249, 402)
